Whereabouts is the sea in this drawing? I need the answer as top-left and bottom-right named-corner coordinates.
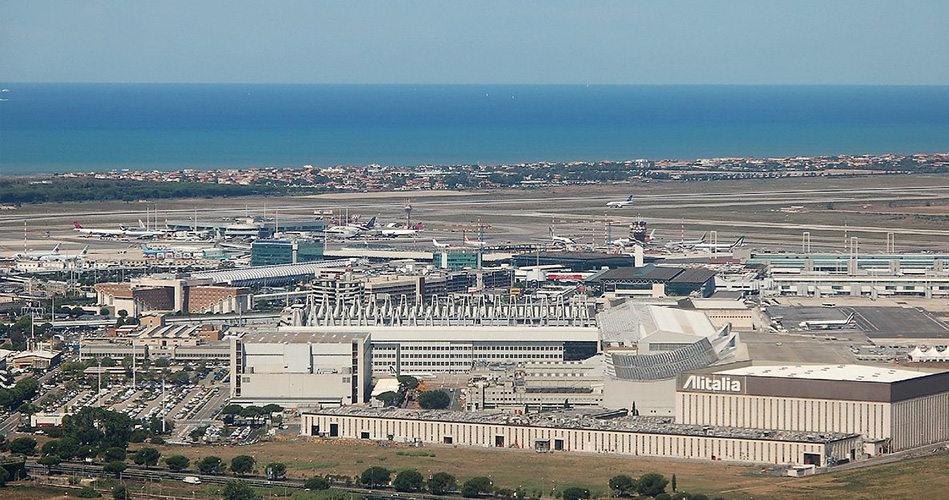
top-left (1, 84), bottom-right (948, 176)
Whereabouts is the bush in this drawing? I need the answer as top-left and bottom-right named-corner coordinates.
top-left (77, 486), bottom-right (102, 498)
top-left (393, 470), bottom-right (424, 492)
top-left (112, 484), bottom-right (130, 500)
top-left (561, 487), bottom-right (590, 500)
top-left (199, 456), bottom-right (223, 474)
top-left (417, 390), bottom-right (451, 409)
top-left (223, 480), bottom-right (262, 500)
top-left (304, 476), bottom-right (330, 490)
top-left (609, 474), bottom-right (636, 496)
top-left (104, 461), bottom-right (128, 477)
top-left (265, 462), bottom-right (286, 479)
top-left (133, 447), bottom-right (161, 468)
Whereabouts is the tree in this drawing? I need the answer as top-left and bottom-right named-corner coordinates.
top-left (19, 403), bottom-right (41, 416)
top-left (230, 455), bottom-right (255, 476)
top-left (41, 440), bottom-right (60, 456)
top-left (222, 480), bottom-right (262, 500)
top-left (304, 476), bottom-right (330, 491)
top-left (153, 358), bottom-right (170, 368)
top-left (429, 472), bottom-right (457, 494)
top-left (103, 447), bottom-right (127, 462)
top-left (393, 470), bottom-right (424, 492)
top-left (9, 437), bottom-right (37, 455)
top-left (375, 391), bottom-right (401, 407)
top-left (62, 407), bottom-right (134, 451)
top-left (397, 375), bottom-right (419, 391)
top-left (266, 462), bottom-right (286, 479)
top-left (261, 404), bottom-right (284, 414)
top-left (360, 466), bottom-right (391, 488)
top-left (609, 475), bottom-right (636, 496)
top-left (418, 390), bottom-right (451, 409)
top-left (561, 487), bottom-right (590, 500)
top-left (0, 466), bottom-right (8, 487)
top-left (165, 455), bottom-right (190, 472)
top-left (104, 461), bottom-right (128, 478)
top-left (198, 456), bottom-right (223, 474)
top-left (101, 357), bottom-right (117, 367)
top-left (38, 455), bottom-right (62, 472)
top-left (221, 404), bottom-right (243, 416)
top-left (461, 477), bottom-right (493, 498)
top-left (112, 484), bottom-right (130, 500)
top-left (100, 308), bottom-right (110, 316)
top-left (133, 447), bottom-right (161, 468)
top-left (671, 474), bottom-right (677, 493)
top-left (636, 473), bottom-right (669, 498)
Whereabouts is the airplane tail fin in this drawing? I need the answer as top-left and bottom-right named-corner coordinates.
top-left (735, 236), bottom-right (746, 246)
top-left (627, 195), bottom-right (633, 201)
top-left (79, 245), bottom-right (89, 256)
top-left (464, 234), bottom-right (471, 243)
top-left (139, 219), bottom-right (146, 228)
top-left (699, 232), bottom-right (707, 243)
top-left (51, 244), bottom-right (61, 253)
top-left (73, 222), bottom-right (82, 229)
top-left (647, 229), bottom-right (656, 242)
top-left (364, 216), bottom-right (376, 229)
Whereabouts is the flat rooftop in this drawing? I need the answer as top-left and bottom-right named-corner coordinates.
top-left (306, 407), bottom-right (856, 444)
top-left (279, 326), bottom-right (599, 343)
top-left (715, 364), bottom-right (934, 383)
top-left (238, 329), bottom-right (369, 344)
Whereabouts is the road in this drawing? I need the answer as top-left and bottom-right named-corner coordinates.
top-left (0, 366), bottom-right (62, 435)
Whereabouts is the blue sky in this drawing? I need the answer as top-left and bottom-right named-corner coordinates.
top-left (2, 1), bottom-right (947, 84)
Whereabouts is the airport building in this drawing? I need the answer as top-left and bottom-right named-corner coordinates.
top-left (229, 330), bottom-right (372, 407)
top-left (301, 407), bottom-right (860, 467)
top-left (250, 239), bottom-right (324, 267)
top-left (675, 363), bottom-right (949, 453)
top-left (584, 265), bottom-right (717, 298)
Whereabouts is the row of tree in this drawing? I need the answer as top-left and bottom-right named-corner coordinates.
top-left (0, 377), bottom-right (39, 410)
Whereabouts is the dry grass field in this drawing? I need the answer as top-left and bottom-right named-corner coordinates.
top-left (145, 438), bottom-right (949, 499)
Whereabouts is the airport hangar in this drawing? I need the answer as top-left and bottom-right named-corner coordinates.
top-left (302, 362), bottom-right (949, 466)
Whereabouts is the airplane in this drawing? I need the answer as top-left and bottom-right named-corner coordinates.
top-left (609, 238), bottom-right (637, 247)
top-left (378, 222), bottom-right (422, 238)
top-left (799, 312), bottom-right (856, 330)
top-left (324, 216), bottom-right (377, 239)
top-left (73, 222), bottom-right (125, 237)
top-left (463, 233), bottom-right (487, 248)
top-left (607, 195), bottom-right (634, 209)
top-left (551, 234), bottom-right (575, 246)
top-left (14, 244), bottom-right (61, 261)
top-left (432, 239), bottom-right (450, 248)
top-left (664, 232), bottom-right (708, 250)
top-left (40, 245), bottom-right (89, 261)
top-left (121, 221), bottom-right (164, 239)
top-left (693, 236), bottom-right (745, 252)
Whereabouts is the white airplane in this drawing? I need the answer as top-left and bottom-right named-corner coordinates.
top-left (432, 239), bottom-right (450, 248)
top-left (14, 244), bottom-right (61, 261)
top-left (551, 234), bottom-right (575, 246)
top-left (610, 238), bottom-right (636, 247)
top-left (607, 195), bottom-right (634, 209)
top-left (693, 236), bottom-right (745, 252)
top-left (799, 312), bottom-right (855, 330)
top-left (463, 234), bottom-right (487, 248)
top-left (325, 216), bottom-right (376, 239)
top-left (378, 222), bottom-right (421, 238)
top-left (74, 222), bottom-right (125, 237)
top-left (40, 245), bottom-right (89, 261)
top-left (665, 232), bottom-right (708, 250)
top-left (121, 221), bottom-right (164, 239)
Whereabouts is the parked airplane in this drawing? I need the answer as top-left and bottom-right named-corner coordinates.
top-left (40, 245), bottom-right (88, 261)
top-left (14, 244), bottom-right (61, 261)
top-left (463, 233), bottom-right (487, 247)
top-left (73, 222), bottom-right (125, 237)
top-left (664, 232), bottom-right (708, 250)
top-left (551, 234), bottom-right (575, 246)
top-left (607, 195), bottom-right (634, 209)
top-left (379, 222), bottom-right (422, 238)
top-left (693, 236), bottom-right (745, 252)
top-left (121, 221), bottom-right (164, 239)
top-left (799, 312), bottom-right (856, 330)
top-left (432, 239), bottom-right (450, 248)
top-left (325, 216), bottom-right (377, 239)
top-left (610, 238), bottom-right (637, 247)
